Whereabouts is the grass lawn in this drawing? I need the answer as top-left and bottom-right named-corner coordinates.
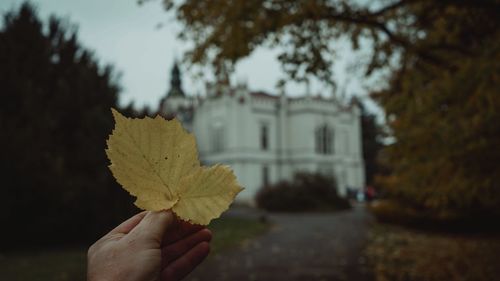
top-left (366, 223), bottom-right (500, 281)
top-left (0, 247), bottom-right (87, 281)
top-left (0, 216), bottom-right (269, 281)
top-left (208, 217), bottom-right (269, 254)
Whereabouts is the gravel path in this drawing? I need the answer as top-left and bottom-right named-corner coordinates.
top-left (186, 204), bottom-right (374, 281)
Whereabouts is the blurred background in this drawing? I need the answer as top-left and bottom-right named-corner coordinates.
top-left (0, 0), bottom-right (499, 280)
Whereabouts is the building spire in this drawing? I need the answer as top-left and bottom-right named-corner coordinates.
top-left (167, 60), bottom-right (185, 98)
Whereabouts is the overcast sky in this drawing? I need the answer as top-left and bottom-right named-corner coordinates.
top-left (1, 0), bottom-right (382, 114)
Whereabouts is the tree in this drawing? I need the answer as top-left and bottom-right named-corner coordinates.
top-left (370, 1), bottom-right (500, 217)
top-left (351, 98), bottom-right (385, 187)
top-left (0, 3), bottom-right (135, 248)
top-left (155, 0), bottom-right (500, 216)
top-left (375, 29), bottom-right (500, 217)
top-left (152, 0), bottom-right (496, 80)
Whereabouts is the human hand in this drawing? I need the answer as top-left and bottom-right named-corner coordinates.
top-left (87, 211), bottom-right (211, 281)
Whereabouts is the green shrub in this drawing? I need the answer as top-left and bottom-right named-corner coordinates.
top-left (256, 173), bottom-right (350, 212)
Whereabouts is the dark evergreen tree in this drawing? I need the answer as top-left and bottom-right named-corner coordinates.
top-left (0, 3), bottom-right (136, 248)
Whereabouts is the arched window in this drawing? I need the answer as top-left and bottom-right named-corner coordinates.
top-left (315, 125), bottom-right (333, 154)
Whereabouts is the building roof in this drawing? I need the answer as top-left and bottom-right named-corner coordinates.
top-left (250, 91), bottom-right (279, 100)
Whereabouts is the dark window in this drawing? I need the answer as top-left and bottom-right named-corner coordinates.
top-left (315, 125), bottom-right (333, 154)
top-left (262, 165), bottom-right (269, 187)
top-left (260, 124), bottom-right (268, 150)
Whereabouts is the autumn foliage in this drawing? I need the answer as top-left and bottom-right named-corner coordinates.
top-left (373, 3), bottom-right (500, 217)
top-left (159, 0), bottom-right (500, 218)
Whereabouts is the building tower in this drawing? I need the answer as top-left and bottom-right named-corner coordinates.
top-left (159, 60), bottom-right (194, 130)
top-left (167, 61), bottom-right (185, 98)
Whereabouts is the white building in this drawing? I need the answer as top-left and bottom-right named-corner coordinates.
top-left (159, 63), bottom-right (365, 203)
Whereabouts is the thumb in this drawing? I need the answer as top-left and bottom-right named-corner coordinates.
top-left (129, 210), bottom-right (174, 244)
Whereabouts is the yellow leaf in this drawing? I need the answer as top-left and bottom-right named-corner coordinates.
top-left (106, 108), bottom-right (243, 225)
top-left (173, 165), bottom-right (244, 225)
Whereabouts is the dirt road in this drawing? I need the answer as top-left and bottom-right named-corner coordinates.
top-left (186, 205), bottom-right (374, 281)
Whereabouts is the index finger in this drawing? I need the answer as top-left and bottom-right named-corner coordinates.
top-left (162, 217), bottom-right (204, 245)
top-left (107, 211), bottom-right (148, 236)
